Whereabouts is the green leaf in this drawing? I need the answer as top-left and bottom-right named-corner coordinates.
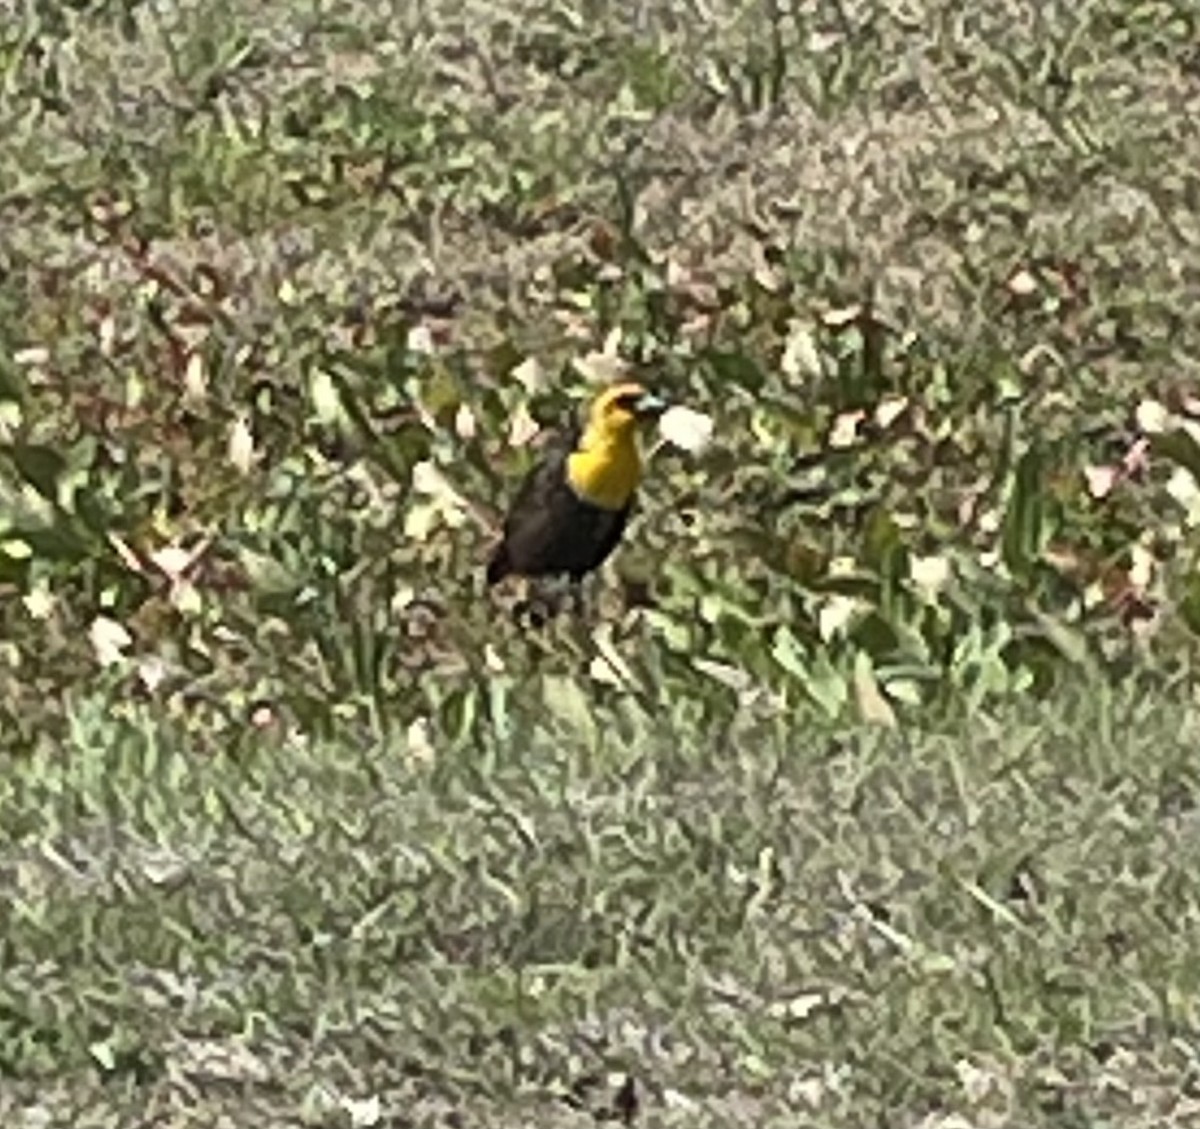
top-left (541, 674), bottom-right (598, 749)
top-left (1001, 444), bottom-right (1048, 579)
top-left (0, 357), bottom-right (25, 402)
top-left (10, 522), bottom-right (92, 563)
top-left (7, 444), bottom-right (67, 503)
top-left (804, 651), bottom-right (848, 718)
top-left (770, 625), bottom-right (808, 680)
top-left (1179, 570), bottom-right (1200, 637)
top-left (439, 685), bottom-right (479, 745)
top-left (1029, 609), bottom-right (1091, 667)
top-left (237, 547), bottom-right (303, 595)
top-left (702, 348), bottom-right (767, 394)
top-left (861, 506), bottom-right (904, 574)
top-left (1151, 429), bottom-right (1200, 481)
top-left (853, 651), bottom-right (897, 729)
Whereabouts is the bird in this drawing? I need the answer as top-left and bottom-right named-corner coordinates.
top-left (485, 381), bottom-right (668, 612)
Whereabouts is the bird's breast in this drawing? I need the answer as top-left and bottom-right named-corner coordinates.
top-left (565, 443), bottom-right (641, 510)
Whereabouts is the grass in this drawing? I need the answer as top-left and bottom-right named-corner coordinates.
top-left (3, 0), bottom-right (1200, 1124)
top-left (4, 685), bottom-right (1200, 1126)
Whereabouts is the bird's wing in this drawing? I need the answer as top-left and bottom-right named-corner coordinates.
top-left (587, 501), bottom-right (632, 569)
top-left (486, 424), bottom-right (578, 583)
top-left (500, 426), bottom-right (577, 540)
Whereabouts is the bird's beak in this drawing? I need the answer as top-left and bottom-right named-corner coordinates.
top-left (632, 392), bottom-right (669, 419)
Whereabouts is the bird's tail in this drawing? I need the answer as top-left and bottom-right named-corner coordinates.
top-left (485, 544), bottom-right (510, 586)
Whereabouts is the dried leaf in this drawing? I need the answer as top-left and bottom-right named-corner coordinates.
top-left (454, 403), bottom-right (477, 439)
top-left (341, 1095), bottom-right (383, 1128)
top-left (507, 403), bottom-right (540, 447)
top-left (853, 652), bottom-right (897, 728)
top-left (692, 657), bottom-right (752, 691)
top-left (572, 349), bottom-right (627, 385)
top-left (183, 351), bottom-right (208, 405)
top-left (1006, 267), bottom-right (1038, 296)
top-left (780, 319), bottom-right (822, 381)
top-left (228, 415), bottom-right (256, 474)
top-left (818, 595), bottom-right (859, 641)
top-left (1135, 398), bottom-right (1169, 434)
top-left (828, 411), bottom-right (864, 450)
top-left (13, 346), bottom-right (50, 366)
top-left (406, 461), bottom-right (470, 539)
top-left (657, 405), bottom-right (714, 453)
top-left (1083, 464), bottom-right (1118, 499)
top-left (90, 615), bottom-right (132, 666)
top-left (821, 305), bottom-right (861, 328)
top-left (511, 355), bottom-right (546, 393)
top-left (910, 554), bottom-right (951, 598)
top-left (1165, 466), bottom-right (1200, 525)
top-left (22, 581), bottom-right (54, 621)
top-left (590, 622), bottom-right (635, 688)
top-left (309, 368), bottom-right (343, 425)
top-left (149, 541), bottom-right (208, 583)
top-left (406, 324), bottom-right (435, 355)
top-left (405, 717), bottom-right (436, 764)
top-left (874, 396), bottom-right (909, 429)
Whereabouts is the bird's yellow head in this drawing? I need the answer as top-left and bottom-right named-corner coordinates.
top-left (568, 382), bottom-right (668, 510)
top-left (584, 381), bottom-right (669, 439)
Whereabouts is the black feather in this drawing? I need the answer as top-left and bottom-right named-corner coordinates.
top-left (486, 422), bottom-right (634, 585)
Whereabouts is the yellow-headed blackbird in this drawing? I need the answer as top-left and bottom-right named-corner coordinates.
top-left (485, 381), bottom-right (668, 591)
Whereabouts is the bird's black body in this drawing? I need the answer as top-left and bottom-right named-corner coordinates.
top-left (485, 425), bottom-right (633, 586)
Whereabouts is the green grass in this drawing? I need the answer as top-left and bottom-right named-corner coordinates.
top-left (3, 0), bottom-right (1200, 1124)
top-left (4, 684), bottom-right (1200, 1126)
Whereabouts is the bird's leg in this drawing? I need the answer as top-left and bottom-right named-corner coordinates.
top-left (538, 576), bottom-right (573, 621)
top-left (529, 598), bottom-right (551, 629)
top-left (512, 579), bottom-right (557, 628)
top-left (511, 579), bottom-right (537, 628)
top-left (511, 596), bottom-right (537, 628)
top-left (568, 576), bottom-right (591, 619)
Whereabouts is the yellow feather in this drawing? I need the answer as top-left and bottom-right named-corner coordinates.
top-left (564, 391), bottom-right (646, 508)
top-left (566, 435), bottom-right (642, 510)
